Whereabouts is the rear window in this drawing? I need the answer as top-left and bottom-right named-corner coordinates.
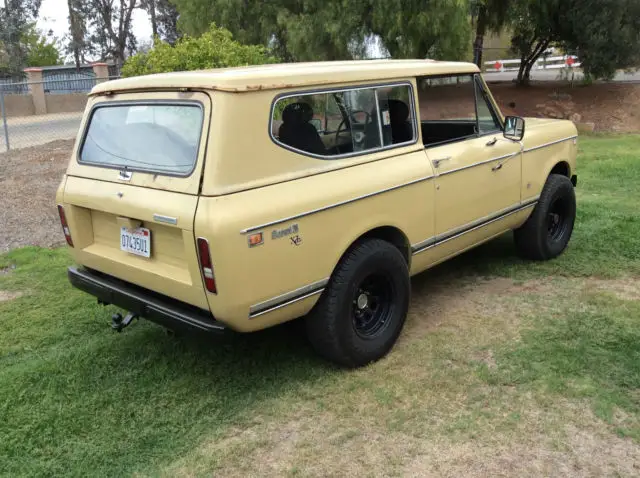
top-left (79, 102), bottom-right (204, 176)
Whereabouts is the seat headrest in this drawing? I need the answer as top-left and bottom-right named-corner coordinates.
top-left (387, 99), bottom-right (409, 123)
top-left (282, 102), bottom-right (314, 124)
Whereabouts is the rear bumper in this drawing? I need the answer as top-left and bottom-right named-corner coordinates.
top-left (68, 267), bottom-right (226, 333)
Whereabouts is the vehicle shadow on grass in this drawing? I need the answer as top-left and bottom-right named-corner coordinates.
top-left (411, 232), bottom-right (523, 289)
top-left (104, 233), bottom-right (521, 375)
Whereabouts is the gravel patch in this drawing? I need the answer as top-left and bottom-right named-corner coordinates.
top-left (0, 140), bottom-right (73, 252)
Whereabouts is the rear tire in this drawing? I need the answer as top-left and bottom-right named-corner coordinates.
top-left (306, 239), bottom-right (410, 368)
top-left (514, 174), bottom-right (576, 260)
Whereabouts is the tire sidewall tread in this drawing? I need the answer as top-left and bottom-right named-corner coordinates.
top-left (306, 239), bottom-right (410, 367)
top-left (514, 174), bottom-right (576, 260)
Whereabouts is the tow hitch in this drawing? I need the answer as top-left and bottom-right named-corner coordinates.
top-left (111, 312), bottom-right (138, 332)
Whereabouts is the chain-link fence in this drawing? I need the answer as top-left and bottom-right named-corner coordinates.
top-left (0, 75), bottom-right (120, 153)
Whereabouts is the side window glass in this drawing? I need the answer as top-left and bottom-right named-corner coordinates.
top-left (271, 84), bottom-right (415, 159)
top-left (272, 93), bottom-right (328, 156)
top-left (376, 85), bottom-right (416, 146)
top-left (341, 88), bottom-right (381, 152)
top-left (417, 75), bottom-right (477, 146)
top-left (474, 78), bottom-right (501, 134)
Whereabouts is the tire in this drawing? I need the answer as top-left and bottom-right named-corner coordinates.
top-left (305, 239), bottom-right (410, 368)
top-left (514, 174), bottom-right (576, 260)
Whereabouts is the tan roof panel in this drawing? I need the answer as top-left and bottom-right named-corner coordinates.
top-left (90, 59), bottom-right (480, 95)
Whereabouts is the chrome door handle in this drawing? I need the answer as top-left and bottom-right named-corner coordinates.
top-left (486, 137), bottom-right (498, 146)
top-left (491, 152), bottom-right (518, 172)
top-left (432, 156), bottom-right (451, 168)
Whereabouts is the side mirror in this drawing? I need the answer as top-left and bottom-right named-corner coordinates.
top-left (309, 118), bottom-right (322, 132)
top-left (504, 116), bottom-right (525, 141)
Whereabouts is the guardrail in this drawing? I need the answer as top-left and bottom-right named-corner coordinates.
top-left (485, 55), bottom-right (581, 72)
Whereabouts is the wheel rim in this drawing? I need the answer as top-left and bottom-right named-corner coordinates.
top-left (352, 273), bottom-right (394, 339)
top-left (547, 196), bottom-right (571, 242)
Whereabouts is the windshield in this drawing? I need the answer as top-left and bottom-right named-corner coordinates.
top-left (79, 102), bottom-right (203, 176)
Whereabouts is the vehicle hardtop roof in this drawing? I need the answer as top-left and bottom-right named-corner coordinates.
top-left (90, 59), bottom-right (480, 95)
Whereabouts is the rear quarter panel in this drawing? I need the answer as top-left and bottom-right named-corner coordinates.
top-left (195, 149), bottom-right (435, 332)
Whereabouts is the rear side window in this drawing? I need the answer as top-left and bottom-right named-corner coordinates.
top-left (79, 102), bottom-right (203, 176)
top-left (271, 83), bottom-right (416, 159)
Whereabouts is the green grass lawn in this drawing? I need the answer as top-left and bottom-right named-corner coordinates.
top-left (1, 135), bottom-right (639, 477)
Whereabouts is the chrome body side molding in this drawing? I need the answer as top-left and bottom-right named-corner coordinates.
top-left (523, 135), bottom-right (577, 153)
top-left (249, 277), bottom-right (329, 318)
top-left (411, 197), bottom-right (539, 255)
top-left (240, 174), bottom-right (435, 234)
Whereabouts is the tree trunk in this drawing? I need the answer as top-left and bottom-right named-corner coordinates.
top-left (473, 6), bottom-right (487, 67)
top-left (516, 39), bottom-right (550, 86)
top-left (67, 0), bottom-right (81, 69)
top-left (148, 0), bottom-right (157, 38)
top-left (523, 57), bottom-right (537, 84)
top-left (516, 53), bottom-right (527, 85)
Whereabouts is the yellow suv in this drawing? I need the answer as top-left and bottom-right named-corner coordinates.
top-left (57, 60), bottom-right (578, 367)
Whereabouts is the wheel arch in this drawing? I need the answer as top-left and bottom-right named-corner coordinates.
top-left (334, 225), bottom-right (412, 273)
top-left (549, 161), bottom-right (571, 179)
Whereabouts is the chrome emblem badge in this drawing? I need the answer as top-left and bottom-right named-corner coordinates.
top-left (272, 223), bottom-right (299, 240)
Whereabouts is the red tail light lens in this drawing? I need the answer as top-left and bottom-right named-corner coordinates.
top-left (197, 237), bottom-right (217, 294)
top-left (57, 205), bottom-right (74, 247)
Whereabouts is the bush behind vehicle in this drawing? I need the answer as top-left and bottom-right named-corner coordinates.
top-left (121, 24), bottom-right (278, 77)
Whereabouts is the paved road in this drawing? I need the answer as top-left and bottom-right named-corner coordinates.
top-left (484, 68), bottom-right (640, 83)
top-left (0, 112), bottom-right (83, 152)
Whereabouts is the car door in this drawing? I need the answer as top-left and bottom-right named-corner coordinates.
top-left (419, 74), bottom-right (521, 241)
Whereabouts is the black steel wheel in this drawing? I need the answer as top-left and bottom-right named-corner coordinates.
top-left (306, 238), bottom-right (410, 368)
top-left (352, 273), bottom-right (395, 339)
top-left (547, 196), bottom-right (572, 242)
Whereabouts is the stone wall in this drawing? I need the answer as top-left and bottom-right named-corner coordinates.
top-left (45, 94), bottom-right (88, 115)
top-left (2, 95), bottom-right (36, 117)
top-left (0, 63), bottom-right (108, 118)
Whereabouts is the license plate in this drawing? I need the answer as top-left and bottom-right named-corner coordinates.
top-left (120, 227), bottom-right (151, 258)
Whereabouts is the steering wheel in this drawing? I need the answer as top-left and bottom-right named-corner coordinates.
top-left (334, 110), bottom-right (372, 152)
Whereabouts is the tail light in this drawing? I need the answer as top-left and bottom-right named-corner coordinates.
top-left (197, 237), bottom-right (217, 294)
top-left (57, 205), bottom-right (74, 247)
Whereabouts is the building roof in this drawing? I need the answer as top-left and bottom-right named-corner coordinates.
top-left (90, 60), bottom-right (480, 95)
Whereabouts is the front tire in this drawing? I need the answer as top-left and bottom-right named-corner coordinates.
top-left (514, 174), bottom-right (576, 260)
top-left (306, 239), bottom-right (410, 368)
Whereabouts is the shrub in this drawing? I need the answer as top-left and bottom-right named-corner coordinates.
top-left (121, 24), bottom-right (278, 77)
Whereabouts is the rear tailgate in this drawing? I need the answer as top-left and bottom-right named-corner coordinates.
top-left (60, 90), bottom-right (212, 309)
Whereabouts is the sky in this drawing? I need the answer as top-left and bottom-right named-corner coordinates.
top-left (37, 0), bottom-right (153, 56)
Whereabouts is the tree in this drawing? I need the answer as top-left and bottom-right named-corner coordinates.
top-left (141, 0), bottom-right (180, 44)
top-left (120, 23), bottom-right (277, 77)
top-left (87, 0), bottom-right (138, 65)
top-left (368, 0), bottom-right (470, 59)
top-left (170, 0), bottom-right (472, 62)
top-left (22, 24), bottom-right (62, 66)
top-left (471, 0), bottom-right (511, 66)
top-left (510, 0), bottom-right (640, 85)
top-left (0, 0), bottom-right (42, 75)
top-left (558, 0), bottom-right (640, 80)
top-left (66, 0), bottom-right (88, 68)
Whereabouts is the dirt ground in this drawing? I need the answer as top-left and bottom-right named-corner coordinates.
top-left (0, 139), bottom-right (71, 252)
top-left (488, 81), bottom-right (640, 132)
top-left (0, 82), bottom-right (638, 252)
